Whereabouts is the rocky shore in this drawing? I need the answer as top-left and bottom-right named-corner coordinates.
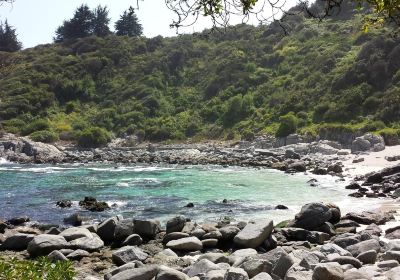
top-left (1, 201), bottom-right (400, 280)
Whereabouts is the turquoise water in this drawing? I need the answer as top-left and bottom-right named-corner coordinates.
top-left (0, 161), bottom-right (377, 225)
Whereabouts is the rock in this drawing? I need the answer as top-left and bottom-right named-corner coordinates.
top-left (250, 272), bottom-right (273, 280)
top-left (69, 234), bottom-right (104, 251)
top-left (382, 251), bottom-right (400, 262)
top-left (104, 262), bottom-right (141, 280)
top-left (48, 250), bottom-right (68, 262)
top-left (198, 253), bottom-right (230, 264)
top-left (275, 205), bottom-right (289, 210)
top-left (114, 219), bottom-right (134, 242)
top-left (112, 246), bottom-right (149, 266)
top-left (203, 231), bottom-right (222, 240)
top-left (285, 149), bottom-right (301, 160)
top-left (327, 163), bottom-right (343, 173)
top-left (232, 249), bottom-right (258, 258)
top-left (191, 228), bottom-right (206, 239)
top-left (377, 260), bottom-right (399, 269)
top-left (285, 266), bottom-right (312, 280)
top-left (206, 270), bottom-right (226, 280)
top-left (233, 219), bottom-right (273, 248)
top-left (352, 158), bottom-right (364, 163)
top-left (346, 239), bottom-right (381, 257)
top-left (79, 196), bottom-right (110, 212)
top-left (134, 219), bottom-right (161, 239)
top-left (109, 265), bottom-right (159, 280)
top-left (288, 161), bottom-right (307, 172)
top-left (56, 200), bottom-right (72, 208)
top-left (364, 223), bottom-right (382, 236)
top-left (239, 258), bottom-right (270, 278)
top-left (345, 183), bottom-right (361, 190)
top-left (166, 236), bottom-right (203, 251)
top-left (163, 232), bottom-right (190, 244)
top-left (46, 227), bottom-right (61, 235)
top-left (319, 244), bottom-right (352, 257)
top-left (225, 267), bottom-right (249, 280)
top-left (98, 217), bottom-right (119, 243)
top-left (386, 267), bottom-right (400, 280)
top-left (351, 137), bottom-right (371, 153)
top-left (220, 226), bottom-right (240, 241)
top-left (288, 203), bottom-right (332, 230)
top-left (27, 234), bottom-right (69, 257)
top-left (344, 211), bottom-right (394, 225)
top-left (63, 213), bottom-right (83, 226)
top-left (313, 262), bottom-right (344, 280)
top-left (185, 202), bottom-right (195, 208)
top-left (59, 227), bottom-right (93, 241)
top-left (184, 259), bottom-right (221, 277)
top-left (7, 216), bottom-right (30, 226)
top-left (356, 250), bottom-right (377, 264)
top-left (271, 252), bottom-right (294, 279)
top-left (156, 266), bottom-right (189, 280)
top-left (202, 239), bottom-right (218, 248)
top-left (66, 249), bottom-right (90, 260)
top-left (386, 228), bottom-right (400, 240)
top-left (122, 234), bottom-right (143, 246)
top-left (328, 256), bottom-right (362, 268)
top-left (1, 233), bottom-right (34, 250)
top-left (312, 167), bottom-right (328, 175)
top-left (166, 216), bottom-right (187, 234)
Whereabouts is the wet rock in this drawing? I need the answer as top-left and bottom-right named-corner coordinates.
top-left (63, 213), bottom-right (83, 226)
top-left (27, 234), bottom-right (69, 257)
top-left (79, 196), bottom-right (110, 212)
top-left (233, 219), bottom-right (273, 248)
top-left (133, 219), bottom-right (161, 239)
top-left (166, 236), bottom-right (203, 251)
top-left (288, 203), bottom-right (332, 230)
top-left (327, 163), bottom-right (343, 173)
top-left (56, 200), bottom-right (72, 208)
top-left (7, 216), bottom-right (30, 226)
top-left (112, 246), bottom-right (149, 266)
top-left (275, 205), bottom-right (289, 210)
top-left (185, 202), bottom-right (195, 208)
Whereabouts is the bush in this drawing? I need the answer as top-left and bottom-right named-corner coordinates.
top-left (0, 257), bottom-right (75, 280)
top-left (241, 129), bottom-right (255, 141)
top-left (275, 112), bottom-right (298, 138)
top-left (77, 127), bottom-right (111, 148)
top-left (29, 130), bottom-right (59, 143)
top-left (22, 119), bottom-right (51, 136)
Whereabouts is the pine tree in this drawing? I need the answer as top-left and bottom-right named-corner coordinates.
top-left (92, 5), bottom-right (111, 37)
top-left (0, 20), bottom-right (22, 52)
top-left (115, 7), bottom-right (143, 37)
top-left (55, 4), bottom-right (94, 42)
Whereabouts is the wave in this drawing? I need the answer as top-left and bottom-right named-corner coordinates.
top-left (0, 158), bottom-right (10, 165)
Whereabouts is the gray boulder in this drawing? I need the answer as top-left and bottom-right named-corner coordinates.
top-left (27, 234), bottom-right (69, 257)
top-left (250, 272), bottom-right (273, 280)
top-left (122, 234), bottom-right (143, 246)
top-left (356, 250), bottom-right (377, 264)
top-left (166, 216), bottom-right (187, 234)
top-left (234, 219), bottom-right (273, 248)
top-left (156, 266), bottom-right (189, 280)
top-left (59, 227), bottom-right (93, 241)
top-left (184, 259), bottom-right (221, 277)
top-left (114, 219), bottom-right (134, 242)
top-left (97, 217), bottom-right (119, 243)
top-left (220, 226), bottom-right (240, 241)
top-left (66, 249), bottom-right (90, 260)
top-left (112, 246), bottom-right (149, 266)
top-left (351, 137), bottom-right (372, 153)
top-left (134, 219), bottom-right (161, 239)
top-left (166, 236), bottom-right (203, 251)
top-left (271, 253), bottom-right (294, 279)
top-left (313, 262), bottom-right (344, 280)
top-left (48, 250), bottom-right (68, 262)
top-left (2, 233), bottom-right (34, 251)
top-left (225, 267), bottom-right (249, 280)
top-left (346, 239), bottom-right (380, 257)
top-left (104, 262), bottom-right (140, 280)
top-left (69, 234), bottom-right (104, 252)
top-left (109, 265), bottom-right (159, 280)
top-left (288, 203), bottom-right (332, 230)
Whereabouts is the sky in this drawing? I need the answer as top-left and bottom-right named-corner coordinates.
top-left (0, 0), bottom-right (297, 49)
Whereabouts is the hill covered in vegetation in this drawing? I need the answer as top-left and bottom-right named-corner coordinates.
top-left (0, 7), bottom-right (399, 146)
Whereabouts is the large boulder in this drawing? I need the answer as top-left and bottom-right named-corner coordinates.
top-left (114, 219), bottom-right (134, 242)
top-left (351, 137), bottom-right (371, 153)
top-left (68, 234), bottom-right (104, 252)
top-left (97, 217), bottom-right (119, 243)
top-left (184, 259), bottom-right (221, 277)
top-left (109, 265), bottom-right (159, 280)
top-left (233, 219), bottom-right (273, 248)
top-left (156, 266), bottom-right (189, 280)
top-left (346, 239), bottom-right (381, 257)
top-left (344, 211), bottom-right (394, 225)
top-left (225, 267), bottom-right (249, 280)
top-left (134, 219), bottom-right (161, 239)
top-left (27, 234), bottom-right (69, 257)
top-left (288, 203), bottom-right (332, 230)
top-left (112, 246), bottom-right (149, 266)
top-left (166, 236), bottom-right (203, 251)
top-left (59, 227), bottom-right (93, 241)
top-left (313, 262), bottom-right (344, 280)
top-left (1, 233), bottom-right (34, 251)
top-left (166, 216), bottom-right (186, 234)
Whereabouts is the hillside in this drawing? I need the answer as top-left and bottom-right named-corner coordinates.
top-left (0, 7), bottom-right (399, 146)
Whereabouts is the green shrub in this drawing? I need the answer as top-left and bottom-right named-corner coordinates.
top-left (241, 129), bottom-right (255, 141)
top-left (275, 112), bottom-right (298, 138)
top-left (29, 130), bottom-right (59, 143)
top-left (77, 127), bottom-right (111, 148)
top-left (2, 118), bottom-right (26, 134)
top-left (361, 120), bottom-right (386, 132)
top-left (22, 119), bottom-right (51, 136)
top-left (377, 128), bottom-right (400, 145)
top-left (0, 257), bottom-right (75, 280)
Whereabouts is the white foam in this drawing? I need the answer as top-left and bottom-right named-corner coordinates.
top-left (0, 158), bottom-right (10, 164)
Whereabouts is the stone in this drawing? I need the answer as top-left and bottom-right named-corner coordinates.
top-left (386, 267), bottom-right (400, 280)
top-left (250, 272), bottom-right (273, 280)
top-left (198, 253), bottom-right (230, 264)
top-left (232, 249), bottom-right (258, 258)
top-left (156, 266), bottom-right (189, 280)
top-left (206, 270), bottom-right (226, 280)
top-left (163, 232), bottom-right (190, 244)
top-left (1, 233), bottom-right (34, 250)
top-left (184, 259), bottom-right (221, 277)
top-left (112, 246), bottom-right (149, 266)
top-left (271, 253), bottom-right (294, 279)
top-left (114, 219), bottom-right (134, 242)
top-left (319, 244), bottom-right (352, 257)
top-left (79, 196), bottom-right (110, 212)
top-left (377, 260), bottom-right (399, 269)
top-left (345, 183), bottom-right (361, 190)
top-left (202, 239), bottom-right (218, 248)
top-left (104, 262), bottom-right (138, 280)
top-left (97, 217), bottom-right (119, 243)
top-left (328, 256), bottom-right (362, 268)
top-left (285, 266), bottom-right (312, 280)
top-left (288, 203), bottom-right (332, 230)
top-left (69, 234), bottom-right (104, 252)
top-left (356, 250), bottom-right (377, 264)
top-left (203, 231), bottom-right (222, 240)
top-left (233, 219), bottom-right (273, 248)
top-left (56, 200), bottom-right (72, 208)
top-left (59, 227), bottom-right (93, 241)
top-left (191, 228), bottom-right (206, 239)
top-left (66, 249), bottom-right (90, 260)
top-left (365, 223), bottom-right (382, 236)
top-left (134, 219), bottom-right (161, 239)
top-left (344, 211), bottom-right (394, 225)
top-left (239, 258), bottom-right (270, 278)
top-left (7, 216), bottom-right (30, 226)
top-left (346, 239), bottom-right (381, 257)
top-left (220, 226), bottom-right (240, 241)
top-left (109, 265), bottom-right (159, 280)
top-left (166, 236), bottom-right (203, 251)
top-left (383, 251), bottom-right (400, 262)
top-left (48, 250), bottom-right (68, 262)
top-left (288, 161), bottom-right (307, 172)
top-left (166, 216), bottom-right (187, 234)
top-left (351, 137), bottom-right (371, 153)
top-left (122, 234), bottom-right (143, 246)
top-left (313, 262), bottom-right (344, 280)
top-left (225, 267), bottom-right (249, 280)
top-left (386, 228), bottom-right (400, 240)
top-left (327, 163), bottom-right (343, 174)
top-left (27, 234), bottom-right (69, 257)
top-left (63, 213), bottom-right (83, 226)
top-left (46, 227), bottom-right (61, 235)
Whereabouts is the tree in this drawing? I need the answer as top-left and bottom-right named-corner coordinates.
top-left (55, 5), bottom-right (111, 42)
top-left (275, 112), bottom-right (298, 138)
top-left (92, 5), bottom-right (111, 37)
top-left (115, 7), bottom-right (143, 37)
top-left (0, 20), bottom-right (22, 52)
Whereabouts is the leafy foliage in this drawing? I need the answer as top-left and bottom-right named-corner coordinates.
top-left (0, 20), bottom-right (22, 52)
top-left (77, 127), bottom-right (112, 148)
top-left (0, 257), bottom-right (75, 280)
top-left (115, 7), bottom-right (143, 37)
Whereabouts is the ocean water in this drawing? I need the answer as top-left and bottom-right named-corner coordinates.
top-left (0, 159), bottom-right (382, 225)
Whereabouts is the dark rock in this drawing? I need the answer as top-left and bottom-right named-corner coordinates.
top-left (166, 216), bottom-right (186, 234)
top-left (133, 219), bottom-right (161, 239)
top-left (312, 167), bottom-right (328, 175)
top-left (48, 250), bottom-right (68, 262)
top-left (275, 205), bottom-right (288, 210)
top-left (7, 216), bottom-right (30, 226)
top-left (2, 233), bottom-right (34, 251)
top-left (79, 196), bottom-right (110, 212)
top-left (114, 219), bottom-right (134, 242)
top-left (185, 202), bottom-right (194, 208)
top-left (356, 250), bottom-right (377, 264)
top-left (63, 213), bottom-right (83, 226)
top-left (288, 203), bottom-right (332, 230)
top-left (27, 234), bottom-right (69, 257)
top-left (122, 234), bottom-right (143, 246)
top-left (56, 200), bottom-right (72, 208)
top-left (327, 163), bottom-right (343, 173)
top-left (97, 217), bottom-right (119, 243)
top-left (346, 239), bottom-right (381, 257)
top-left (344, 211), bottom-right (394, 225)
top-left (345, 182), bottom-right (361, 190)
